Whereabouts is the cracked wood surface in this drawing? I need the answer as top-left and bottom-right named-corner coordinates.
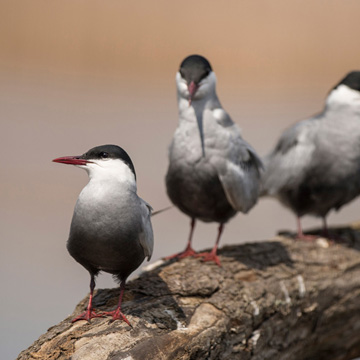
top-left (17, 224), bottom-right (360, 360)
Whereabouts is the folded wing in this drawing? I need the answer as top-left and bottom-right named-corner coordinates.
top-left (138, 200), bottom-right (154, 261)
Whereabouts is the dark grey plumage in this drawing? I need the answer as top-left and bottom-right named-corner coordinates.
top-left (53, 145), bottom-right (153, 324)
top-left (166, 55), bottom-right (262, 265)
top-left (262, 71), bottom-right (360, 238)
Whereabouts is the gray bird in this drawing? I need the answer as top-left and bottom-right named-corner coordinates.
top-left (53, 145), bottom-right (153, 325)
top-left (262, 71), bottom-right (360, 240)
top-left (166, 55), bottom-right (262, 266)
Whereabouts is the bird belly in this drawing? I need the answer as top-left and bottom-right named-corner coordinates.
top-left (67, 206), bottom-right (145, 281)
top-left (276, 156), bottom-right (360, 218)
top-left (166, 158), bottom-right (236, 223)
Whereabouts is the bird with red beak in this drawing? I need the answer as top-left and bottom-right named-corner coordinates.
top-left (175, 55), bottom-right (212, 156)
top-left (53, 145), bottom-right (154, 325)
top-left (166, 55), bottom-right (262, 266)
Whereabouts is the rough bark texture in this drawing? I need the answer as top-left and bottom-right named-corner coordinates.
top-left (18, 224), bottom-right (360, 360)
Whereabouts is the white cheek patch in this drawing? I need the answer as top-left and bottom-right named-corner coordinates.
top-left (178, 80), bottom-right (188, 93)
top-left (176, 72), bottom-right (189, 96)
top-left (86, 159), bottom-right (136, 185)
top-left (207, 71), bottom-right (217, 84)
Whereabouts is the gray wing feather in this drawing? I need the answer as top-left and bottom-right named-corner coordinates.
top-left (209, 118), bottom-right (263, 213)
top-left (218, 146), bottom-right (262, 213)
top-left (261, 118), bottom-right (317, 196)
top-left (271, 121), bottom-right (306, 155)
top-left (138, 199), bottom-right (154, 261)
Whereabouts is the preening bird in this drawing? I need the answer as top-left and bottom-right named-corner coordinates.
top-left (53, 145), bottom-right (154, 325)
top-left (166, 55), bottom-right (262, 266)
top-left (262, 71), bottom-right (360, 240)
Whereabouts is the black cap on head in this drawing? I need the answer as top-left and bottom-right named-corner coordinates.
top-left (81, 145), bottom-right (136, 179)
top-left (334, 71), bottom-right (360, 91)
top-left (179, 55), bottom-right (212, 85)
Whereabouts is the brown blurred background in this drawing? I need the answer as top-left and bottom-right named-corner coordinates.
top-left (2, 1), bottom-right (360, 358)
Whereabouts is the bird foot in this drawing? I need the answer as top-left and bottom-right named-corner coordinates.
top-left (165, 246), bottom-right (197, 260)
top-left (318, 227), bottom-right (339, 241)
top-left (71, 309), bottom-right (104, 323)
top-left (321, 232), bottom-right (345, 244)
top-left (195, 251), bottom-right (221, 266)
top-left (296, 234), bottom-right (319, 242)
top-left (102, 308), bottom-right (132, 327)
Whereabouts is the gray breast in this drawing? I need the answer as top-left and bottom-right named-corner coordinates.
top-left (278, 157), bottom-right (360, 217)
top-left (166, 157), bottom-right (236, 223)
top-left (67, 200), bottom-right (145, 281)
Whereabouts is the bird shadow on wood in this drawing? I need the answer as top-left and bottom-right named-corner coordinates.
top-left (89, 267), bottom-right (187, 331)
top-left (219, 240), bottom-right (294, 270)
top-left (88, 241), bottom-right (295, 330)
top-left (85, 228), bottom-right (360, 331)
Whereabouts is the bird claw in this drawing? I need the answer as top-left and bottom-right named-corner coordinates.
top-left (71, 309), bottom-right (104, 323)
top-left (195, 251), bottom-right (221, 266)
top-left (296, 234), bottom-right (319, 242)
top-left (101, 309), bottom-right (132, 327)
top-left (164, 246), bottom-right (197, 260)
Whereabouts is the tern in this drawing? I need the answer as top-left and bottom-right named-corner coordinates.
top-left (262, 71), bottom-right (360, 240)
top-left (53, 144), bottom-right (154, 325)
top-left (166, 55), bottom-right (262, 266)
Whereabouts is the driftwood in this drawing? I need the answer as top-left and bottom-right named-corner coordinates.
top-left (17, 223), bottom-right (360, 360)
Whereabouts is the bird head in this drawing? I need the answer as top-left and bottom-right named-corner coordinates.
top-left (176, 54), bottom-right (215, 105)
top-left (53, 145), bottom-right (137, 184)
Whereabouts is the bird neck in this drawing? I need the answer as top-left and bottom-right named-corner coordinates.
top-left (178, 91), bottom-right (219, 116)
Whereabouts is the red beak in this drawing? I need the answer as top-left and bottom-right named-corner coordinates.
top-left (52, 156), bottom-right (90, 166)
top-left (188, 81), bottom-right (199, 106)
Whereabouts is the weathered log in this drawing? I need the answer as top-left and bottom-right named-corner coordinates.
top-left (17, 224), bottom-right (360, 360)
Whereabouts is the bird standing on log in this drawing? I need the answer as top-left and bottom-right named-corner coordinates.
top-left (53, 145), bottom-right (153, 325)
top-left (166, 55), bottom-right (262, 266)
top-left (262, 71), bottom-right (360, 240)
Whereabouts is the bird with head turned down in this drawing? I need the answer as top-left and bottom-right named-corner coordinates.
top-left (53, 145), bottom-right (153, 325)
top-left (165, 55), bottom-right (262, 266)
top-left (261, 71), bottom-right (360, 240)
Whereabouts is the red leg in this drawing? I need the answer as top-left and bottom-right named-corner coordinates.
top-left (321, 216), bottom-right (344, 243)
top-left (295, 217), bottom-right (318, 241)
top-left (195, 223), bottom-right (224, 266)
top-left (322, 217), bottom-right (329, 238)
top-left (165, 218), bottom-right (197, 260)
top-left (72, 274), bottom-right (104, 322)
top-left (102, 281), bottom-right (132, 327)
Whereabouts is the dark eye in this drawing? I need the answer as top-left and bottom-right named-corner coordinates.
top-left (200, 70), bottom-right (210, 81)
top-left (179, 69), bottom-right (185, 78)
top-left (100, 152), bottom-right (109, 159)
